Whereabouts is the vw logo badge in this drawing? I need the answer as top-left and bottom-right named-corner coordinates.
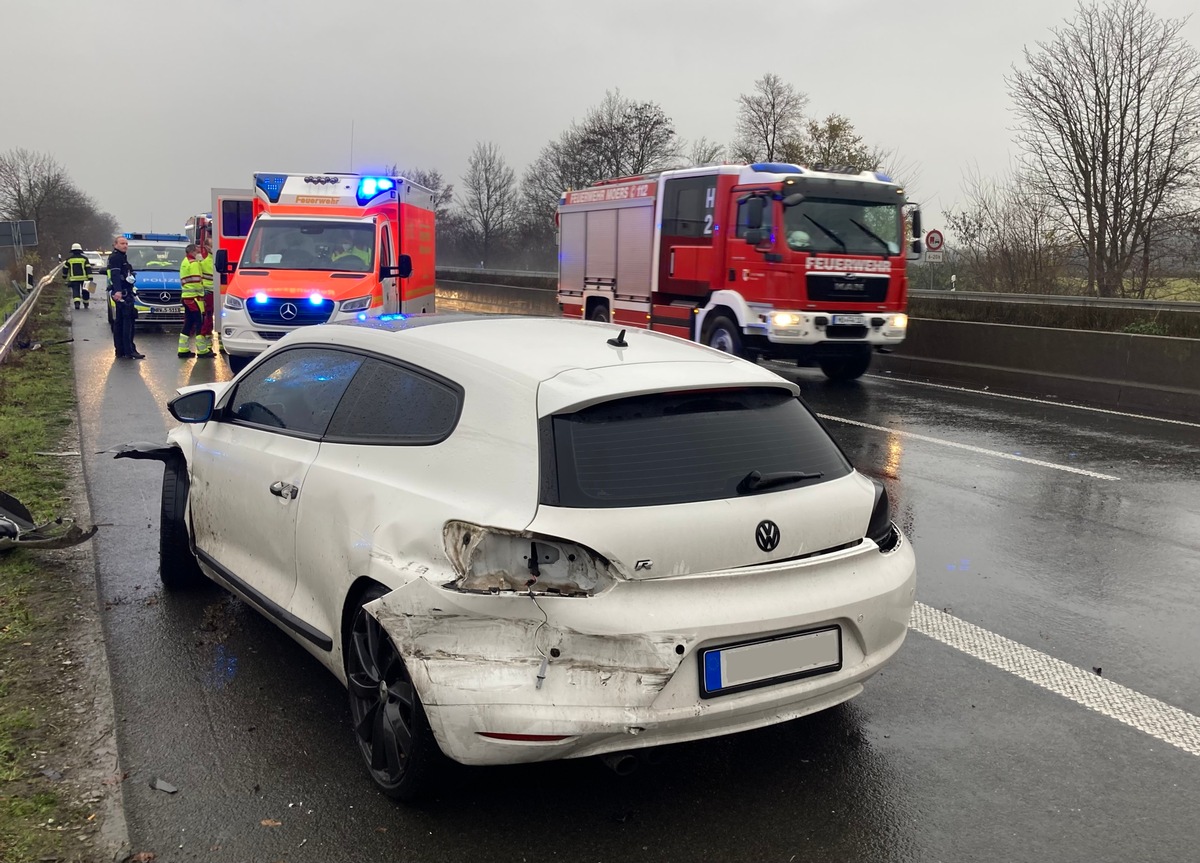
top-left (159, 291), bottom-right (172, 303)
top-left (755, 520), bottom-right (781, 552)
top-left (279, 302), bottom-right (298, 321)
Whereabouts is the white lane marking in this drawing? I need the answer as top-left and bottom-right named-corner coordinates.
top-left (864, 374), bottom-right (1200, 430)
top-left (818, 413), bottom-right (1121, 481)
top-left (911, 602), bottom-right (1200, 758)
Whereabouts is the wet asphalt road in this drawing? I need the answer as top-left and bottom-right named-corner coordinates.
top-left (72, 285), bottom-right (1200, 863)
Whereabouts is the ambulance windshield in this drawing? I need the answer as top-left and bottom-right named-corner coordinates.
top-left (242, 220), bottom-right (376, 271)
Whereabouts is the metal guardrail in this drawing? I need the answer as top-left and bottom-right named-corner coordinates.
top-left (438, 267), bottom-right (1200, 314)
top-left (0, 270), bottom-right (56, 365)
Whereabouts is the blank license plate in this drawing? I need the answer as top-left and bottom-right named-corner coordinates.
top-left (701, 626), bottom-right (841, 698)
top-left (832, 314), bottom-right (866, 325)
top-left (151, 305), bottom-right (183, 315)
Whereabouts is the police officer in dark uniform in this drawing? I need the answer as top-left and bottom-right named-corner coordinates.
top-left (106, 235), bottom-right (145, 360)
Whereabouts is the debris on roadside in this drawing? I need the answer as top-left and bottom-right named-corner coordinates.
top-left (0, 489), bottom-right (96, 553)
top-left (148, 776), bottom-right (178, 794)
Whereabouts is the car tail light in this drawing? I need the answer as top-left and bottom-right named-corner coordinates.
top-left (444, 521), bottom-right (616, 597)
top-left (866, 480), bottom-right (900, 552)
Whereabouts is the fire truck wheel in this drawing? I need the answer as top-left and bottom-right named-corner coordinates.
top-left (818, 349), bottom-right (872, 382)
top-left (159, 459), bottom-right (205, 590)
top-left (588, 304), bottom-right (610, 323)
top-left (704, 316), bottom-right (744, 357)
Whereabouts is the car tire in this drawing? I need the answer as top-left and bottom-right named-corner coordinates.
top-left (227, 354), bottom-right (251, 374)
top-left (346, 584), bottom-right (441, 802)
top-left (704, 315), bottom-right (744, 358)
top-left (159, 459), bottom-right (205, 590)
top-left (818, 348), bottom-right (872, 382)
top-left (588, 304), bottom-right (610, 323)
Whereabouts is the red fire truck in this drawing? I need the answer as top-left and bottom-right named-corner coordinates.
top-left (213, 173), bottom-right (437, 371)
top-left (556, 162), bottom-right (922, 380)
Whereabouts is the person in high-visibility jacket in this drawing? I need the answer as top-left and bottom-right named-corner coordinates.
top-left (61, 243), bottom-right (92, 310)
top-left (178, 244), bottom-right (209, 358)
top-left (198, 239), bottom-right (216, 355)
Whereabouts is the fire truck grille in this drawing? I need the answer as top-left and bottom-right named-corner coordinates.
top-left (806, 274), bottom-right (888, 303)
top-left (246, 298), bottom-right (335, 326)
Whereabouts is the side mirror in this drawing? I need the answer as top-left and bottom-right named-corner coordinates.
top-left (908, 208), bottom-right (923, 256)
top-left (382, 254), bottom-right (413, 280)
top-left (782, 193), bottom-right (805, 207)
top-left (168, 390), bottom-right (216, 424)
top-left (744, 229), bottom-right (766, 245)
top-left (744, 197), bottom-right (765, 230)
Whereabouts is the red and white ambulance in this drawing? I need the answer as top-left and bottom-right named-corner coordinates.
top-left (213, 173), bottom-right (437, 371)
top-left (556, 163), bottom-right (922, 380)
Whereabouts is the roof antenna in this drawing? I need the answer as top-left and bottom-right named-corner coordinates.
top-left (606, 328), bottom-right (628, 348)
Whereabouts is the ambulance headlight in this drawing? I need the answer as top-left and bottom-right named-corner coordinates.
top-left (341, 295), bottom-right (372, 312)
top-left (772, 312), bottom-right (802, 327)
top-left (223, 295), bottom-right (244, 310)
top-left (890, 314), bottom-right (908, 328)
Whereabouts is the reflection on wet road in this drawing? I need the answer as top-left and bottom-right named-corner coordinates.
top-left (72, 283), bottom-right (1200, 862)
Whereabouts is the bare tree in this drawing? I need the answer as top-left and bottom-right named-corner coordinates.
top-left (682, 136), bottom-right (726, 167)
top-left (0, 147), bottom-right (116, 262)
top-left (946, 167), bottom-right (1072, 293)
top-left (1008, 0), bottom-right (1200, 297)
top-left (575, 90), bottom-right (679, 179)
top-left (731, 73), bottom-right (807, 162)
top-left (456, 141), bottom-right (517, 266)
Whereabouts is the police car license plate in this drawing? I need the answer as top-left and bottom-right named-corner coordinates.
top-left (700, 626), bottom-right (841, 697)
top-left (832, 314), bottom-right (866, 325)
top-left (152, 305), bottom-right (183, 315)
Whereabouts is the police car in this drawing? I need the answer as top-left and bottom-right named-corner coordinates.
top-left (106, 233), bottom-right (189, 328)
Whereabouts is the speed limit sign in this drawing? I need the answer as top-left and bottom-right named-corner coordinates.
top-left (925, 229), bottom-right (945, 252)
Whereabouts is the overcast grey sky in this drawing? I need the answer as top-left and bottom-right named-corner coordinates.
top-left (7, 0), bottom-right (1200, 240)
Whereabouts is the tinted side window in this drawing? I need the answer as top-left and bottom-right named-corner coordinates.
top-left (221, 200), bottom-right (254, 237)
top-left (549, 388), bottom-right (851, 508)
top-left (228, 349), bottom-right (364, 436)
top-left (325, 358), bottom-right (461, 444)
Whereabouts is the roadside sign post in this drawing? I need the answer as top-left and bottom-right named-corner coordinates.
top-left (924, 229), bottom-right (945, 287)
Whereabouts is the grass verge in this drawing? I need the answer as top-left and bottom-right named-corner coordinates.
top-left (0, 282), bottom-right (106, 863)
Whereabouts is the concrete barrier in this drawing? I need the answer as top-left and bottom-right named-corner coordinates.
top-left (876, 318), bottom-right (1200, 419)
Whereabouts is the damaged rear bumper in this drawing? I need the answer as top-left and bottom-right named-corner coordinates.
top-left (366, 536), bottom-right (915, 766)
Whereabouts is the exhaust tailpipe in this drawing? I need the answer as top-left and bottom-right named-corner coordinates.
top-left (601, 752), bottom-right (639, 776)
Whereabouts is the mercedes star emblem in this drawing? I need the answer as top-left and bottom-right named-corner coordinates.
top-left (279, 302), bottom-right (298, 321)
top-left (159, 292), bottom-right (172, 303)
top-left (755, 520), bottom-right (781, 552)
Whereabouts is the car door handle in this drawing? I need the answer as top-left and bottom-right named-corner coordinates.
top-left (269, 481), bottom-right (298, 499)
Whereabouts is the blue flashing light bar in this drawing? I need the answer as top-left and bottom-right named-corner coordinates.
top-left (254, 291), bottom-right (269, 304)
top-left (874, 171), bottom-right (895, 183)
top-left (356, 176), bottom-right (396, 205)
top-left (750, 162), bottom-right (804, 174)
top-left (308, 292), bottom-right (324, 305)
top-left (255, 173), bottom-right (288, 204)
top-left (123, 232), bottom-right (188, 242)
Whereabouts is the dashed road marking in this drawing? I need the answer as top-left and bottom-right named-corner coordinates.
top-left (818, 414), bottom-right (1121, 480)
top-left (911, 602), bottom-right (1200, 758)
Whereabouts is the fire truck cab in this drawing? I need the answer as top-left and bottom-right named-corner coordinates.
top-left (557, 163), bottom-right (921, 380)
top-left (214, 173), bottom-right (437, 371)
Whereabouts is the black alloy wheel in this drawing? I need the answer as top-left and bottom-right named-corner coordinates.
top-left (346, 586), bottom-right (438, 801)
top-left (589, 304), bottom-right (610, 322)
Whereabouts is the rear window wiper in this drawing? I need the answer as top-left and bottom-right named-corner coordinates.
top-left (737, 469), bottom-right (824, 494)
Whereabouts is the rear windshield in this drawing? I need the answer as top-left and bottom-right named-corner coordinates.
top-left (546, 388), bottom-right (852, 508)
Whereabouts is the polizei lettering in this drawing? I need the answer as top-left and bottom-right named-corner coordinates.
top-left (806, 257), bottom-right (892, 273)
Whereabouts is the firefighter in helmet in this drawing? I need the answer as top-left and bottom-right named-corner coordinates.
top-left (61, 243), bottom-right (93, 310)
